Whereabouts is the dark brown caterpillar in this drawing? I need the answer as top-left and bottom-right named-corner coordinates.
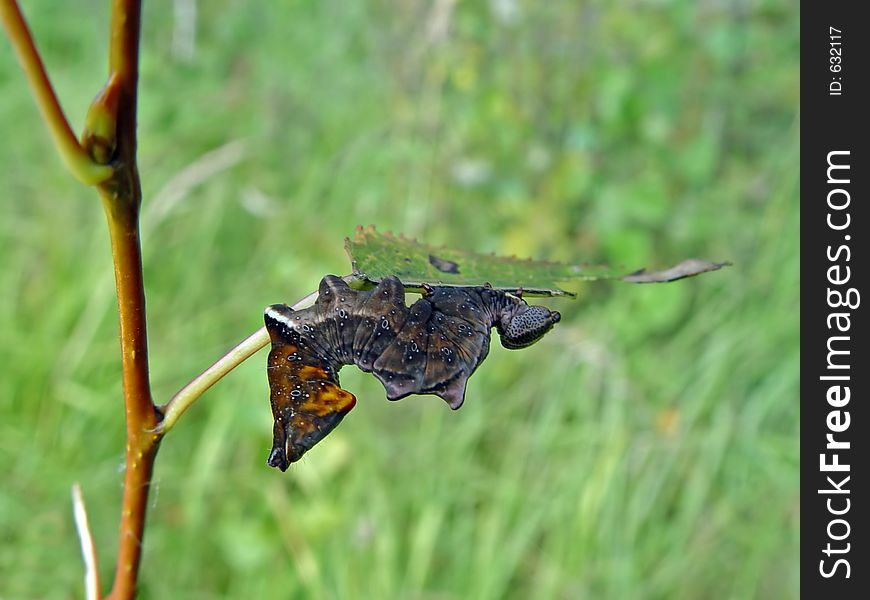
top-left (264, 275), bottom-right (561, 471)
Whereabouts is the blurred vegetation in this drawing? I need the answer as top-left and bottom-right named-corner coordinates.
top-left (0, 0), bottom-right (798, 598)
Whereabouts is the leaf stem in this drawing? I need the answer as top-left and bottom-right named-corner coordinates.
top-left (0, 0), bottom-right (113, 185)
top-left (159, 326), bottom-right (271, 433)
top-left (157, 287), bottom-right (323, 434)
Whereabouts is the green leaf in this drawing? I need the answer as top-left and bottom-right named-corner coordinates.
top-left (345, 226), bottom-right (730, 297)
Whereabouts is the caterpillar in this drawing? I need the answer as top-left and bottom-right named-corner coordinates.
top-left (264, 275), bottom-right (561, 471)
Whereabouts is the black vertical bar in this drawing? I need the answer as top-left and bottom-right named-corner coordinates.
top-left (802, 3), bottom-right (869, 596)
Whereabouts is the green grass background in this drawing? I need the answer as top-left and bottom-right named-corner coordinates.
top-left (1, 1), bottom-right (798, 598)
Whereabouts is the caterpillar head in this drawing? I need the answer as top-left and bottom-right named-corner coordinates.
top-left (496, 301), bottom-right (561, 349)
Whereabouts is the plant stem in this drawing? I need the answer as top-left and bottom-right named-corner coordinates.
top-left (158, 327), bottom-right (272, 434)
top-left (0, 0), bottom-right (112, 184)
top-left (158, 284), bottom-right (328, 434)
top-left (97, 2), bottom-right (159, 599)
top-left (100, 200), bottom-right (159, 600)
top-left (107, 0), bottom-right (142, 177)
top-left (6, 2), bottom-right (351, 596)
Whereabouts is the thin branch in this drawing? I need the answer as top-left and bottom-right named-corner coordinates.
top-left (102, 199), bottom-right (159, 600)
top-left (158, 326), bottom-right (271, 433)
top-left (71, 483), bottom-right (101, 600)
top-left (157, 286), bottom-right (324, 434)
top-left (0, 0), bottom-right (113, 185)
top-left (109, 0), bottom-right (142, 92)
top-left (104, 0), bottom-right (142, 187)
top-left (100, 2), bottom-right (154, 598)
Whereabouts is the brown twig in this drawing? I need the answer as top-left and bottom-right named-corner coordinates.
top-left (100, 201), bottom-right (160, 600)
top-left (4, 2), bottom-right (304, 597)
top-left (93, 2), bottom-right (162, 599)
top-left (3, 0), bottom-right (154, 597)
